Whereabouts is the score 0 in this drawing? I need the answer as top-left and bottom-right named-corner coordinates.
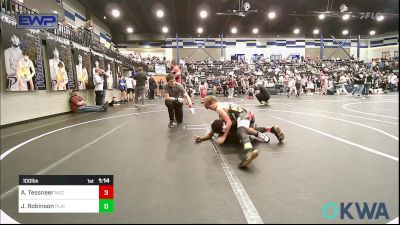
top-left (99, 185), bottom-right (114, 213)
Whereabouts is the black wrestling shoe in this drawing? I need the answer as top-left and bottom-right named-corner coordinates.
top-left (239, 148), bottom-right (259, 168)
top-left (168, 120), bottom-right (176, 128)
top-left (271, 126), bottom-right (284, 142)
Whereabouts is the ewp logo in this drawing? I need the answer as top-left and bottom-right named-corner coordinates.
top-left (17, 14), bottom-right (58, 29)
top-left (322, 202), bottom-right (389, 220)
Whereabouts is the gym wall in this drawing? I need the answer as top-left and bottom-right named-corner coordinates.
top-left (0, 30), bottom-right (122, 126)
top-left (125, 35), bottom-right (398, 62)
top-left (368, 45), bottom-right (399, 59)
top-left (175, 48), bottom-right (223, 61)
top-left (305, 48), bottom-right (351, 59)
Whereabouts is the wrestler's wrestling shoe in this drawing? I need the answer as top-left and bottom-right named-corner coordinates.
top-left (239, 148), bottom-right (259, 168)
top-left (270, 126), bottom-right (284, 142)
top-left (250, 132), bottom-right (270, 143)
top-left (168, 120), bottom-right (176, 128)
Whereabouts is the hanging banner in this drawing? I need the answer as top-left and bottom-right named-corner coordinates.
top-left (91, 50), bottom-right (105, 90)
top-left (104, 55), bottom-right (116, 90)
top-left (114, 59), bottom-right (124, 81)
top-left (155, 64), bottom-right (167, 74)
top-left (1, 20), bottom-right (46, 91)
top-left (46, 34), bottom-right (75, 91)
top-left (72, 43), bottom-right (91, 90)
top-left (91, 50), bottom-right (105, 75)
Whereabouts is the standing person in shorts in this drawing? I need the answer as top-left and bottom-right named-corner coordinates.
top-left (118, 75), bottom-right (127, 103)
top-left (126, 75), bottom-right (134, 102)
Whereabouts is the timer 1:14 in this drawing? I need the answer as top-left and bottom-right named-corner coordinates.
top-left (98, 178), bottom-right (110, 184)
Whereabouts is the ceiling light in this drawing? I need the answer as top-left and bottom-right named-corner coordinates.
top-left (293, 28), bottom-right (300, 34)
top-left (52, 11), bottom-right (58, 14)
top-left (127, 27), bottom-right (133, 33)
top-left (200, 10), bottom-right (208, 19)
top-left (376, 15), bottom-right (384, 21)
top-left (342, 29), bottom-right (349, 35)
top-left (369, 30), bottom-right (376, 35)
top-left (342, 14), bottom-right (350, 20)
top-left (197, 27), bottom-right (203, 34)
top-left (268, 12), bottom-right (276, 19)
top-left (156, 10), bottom-right (164, 18)
top-left (319, 14), bottom-right (325, 20)
top-left (112, 9), bottom-right (120, 17)
top-left (103, 16), bottom-right (106, 19)
top-left (313, 29), bottom-right (319, 35)
top-left (252, 28), bottom-right (259, 34)
top-left (231, 27), bottom-right (237, 34)
top-left (162, 26), bottom-right (169, 33)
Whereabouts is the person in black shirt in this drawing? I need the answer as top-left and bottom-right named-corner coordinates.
top-left (352, 72), bottom-right (365, 98)
top-left (364, 72), bottom-right (373, 96)
top-left (99, 69), bottom-right (108, 105)
top-left (221, 80), bottom-right (228, 97)
top-left (237, 78), bottom-right (242, 95)
top-left (148, 75), bottom-right (157, 100)
top-left (133, 67), bottom-right (148, 106)
top-left (255, 81), bottom-right (271, 105)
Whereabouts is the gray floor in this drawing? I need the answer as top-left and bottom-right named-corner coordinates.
top-left (1, 93), bottom-right (399, 224)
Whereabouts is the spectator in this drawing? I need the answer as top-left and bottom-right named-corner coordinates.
top-left (364, 71), bottom-right (373, 96)
top-left (93, 68), bottom-right (104, 105)
top-left (337, 73), bottom-right (348, 95)
top-left (101, 68), bottom-right (109, 104)
top-left (199, 81), bottom-right (207, 103)
top-left (227, 73), bottom-right (235, 99)
top-left (148, 75), bottom-right (157, 100)
top-left (158, 79), bottom-right (164, 97)
top-left (118, 75), bottom-right (127, 103)
top-left (171, 59), bottom-right (182, 83)
top-left (389, 73), bottom-right (398, 91)
top-left (133, 67), bottom-right (147, 106)
top-left (352, 71), bottom-right (365, 99)
top-left (83, 19), bottom-right (93, 45)
top-left (126, 75), bottom-right (134, 102)
top-left (70, 89), bottom-right (108, 113)
top-left (83, 19), bottom-right (93, 32)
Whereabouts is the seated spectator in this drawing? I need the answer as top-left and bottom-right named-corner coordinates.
top-left (70, 89), bottom-right (108, 113)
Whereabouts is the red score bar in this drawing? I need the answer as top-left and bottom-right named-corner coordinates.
top-left (99, 185), bottom-right (114, 199)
